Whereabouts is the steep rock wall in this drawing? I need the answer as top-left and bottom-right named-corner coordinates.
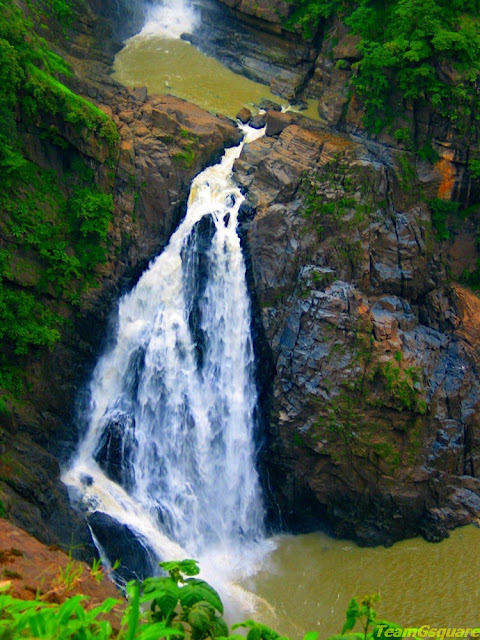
top-left (235, 112), bottom-right (480, 545)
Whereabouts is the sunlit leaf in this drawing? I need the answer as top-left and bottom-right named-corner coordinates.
top-left (179, 579), bottom-right (223, 614)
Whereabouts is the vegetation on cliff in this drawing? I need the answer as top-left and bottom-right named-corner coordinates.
top-left (0, 0), bottom-right (119, 411)
top-left (287, 0), bottom-right (480, 131)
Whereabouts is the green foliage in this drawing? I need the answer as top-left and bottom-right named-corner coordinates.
top-left (0, 157), bottom-right (114, 408)
top-left (375, 360), bottom-right (426, 413)
top-left (393, 128), bottom-right (413, 149)
top-left (0, 0), bottom-right (119, 410)
top-left (284, 0), bottom-right (345, 37)
top-left (469, 159), bottom-right (480, 179)
top-left (173, 131), bottom-right (199, 168)
top-left (173, 147), bottom-right (196, 168)
top-left (0, 580), bottom-right (120, 640)
top-left (396, 154), bottom-right (416, 193)
top-left (25, 0), bottom-right (76, 26)
top-left (417, 140), bottom-right (439, 164)
top-left (459, 257), bottom-right (480, 291)
top-left (0, 561), bottom-right (406, 640)
top-left (24, 66), bottom-right (119, 149)
top-left (232, 618), bottom-right (287, 640)
top-left (287, 0), bottom-right (480, 131)
top-left (132, 559), bottom-right (227, 640)
top-left (0, 0), bottom-right (119, 175)
top-left (300, 154), bottom-right (372, 251)
top-left (428, 197), bottom-right (460, 240)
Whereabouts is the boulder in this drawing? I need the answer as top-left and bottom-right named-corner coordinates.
top-left (237, 107), bottom-right (252, 123)
top-left (265, 110), bottom-right (294, 136)
top-left (250, 113), bottom-right (266, 129)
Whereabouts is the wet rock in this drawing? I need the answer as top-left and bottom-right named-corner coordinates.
top-left (291, 99), bottom-right (308, 111)
top-left (307, 54), bottom-right (351, 126)
top-left (250, 113), bottom-right (266, 129)
top-left (0, 431), bottom-right (95, 561)
top-left (192, 0), bottom-right (319, 94)
top-left (182, 215), bottom-right (217, 370)
top-left (88, 512), bottom-right (158, 582)
top-left (333, 34), bottom-right (361, 61)
top-left (257, 98), bottom-right (282, 111)
top-left (93, 411), bottom-right (136, 489)
top-left (130, 86), bottom-right (147, 104)
top-left (265, 110), bottom-right (294, 136)
top-left (219, 0), bottom-right (291, 24)
top-left (237, 107), bottom-right (252, 124)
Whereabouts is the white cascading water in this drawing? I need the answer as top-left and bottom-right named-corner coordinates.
top-left (62, 123), bottom-right (273, 613)
top-left (139, 0), bottom-right (199, 38)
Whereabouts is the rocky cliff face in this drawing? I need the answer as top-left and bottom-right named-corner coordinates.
top-left (191, 0), bottom-right (319, 102)
top-left (204, 0), bottom-right (480, 544)
top-left (234, 110), bottom-right (480, 545)
top-left (214, 0), bottom-right (478, 206)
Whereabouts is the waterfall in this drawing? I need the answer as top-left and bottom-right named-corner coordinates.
top-left (62, 125), bottom-right (271, 606)
top-left (138, 0), bottom-right (200, 38)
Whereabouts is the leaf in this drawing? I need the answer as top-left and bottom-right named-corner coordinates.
top-left (232, 620), bottom-right (257, 630)
top-left (125, 580), bottom-right (140, 640)
top-left (152, 588), bottom-right (179, 619)
top-left (342, 598), bottom-right (360, 634)
top-left (142, 576), bottom-right (175, 594)
top-left (188, 601), bottom-right (215, 634)
top-left (86, 597), bottom-right (122, 619)
top-left (212, 616), bottom-right (229, 638)
top-left (137, 622), bottom-right (185, 640)
top-left (303, 633), bottom-right (320, 640)
top-left (141, 577), bottom-right (179, 619)
top-left (248, 628), bottom-right (262, 640)
top-left (179, 559), bottom-right (201, 576)
top-left (233, 620), bottom-right (281, 640)
top-left (179, 579), bottom-right (223, 614)
top-left (57, 595), bottom-right (87, 624)
top-left (160, 559), bottom-right (200, 577)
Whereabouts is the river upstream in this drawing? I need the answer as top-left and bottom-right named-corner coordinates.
top-left (64, 0), bottom-right (480, 636)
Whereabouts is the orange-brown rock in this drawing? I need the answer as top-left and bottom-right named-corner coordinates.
top-left (0, 520), bottom-right (123, 615)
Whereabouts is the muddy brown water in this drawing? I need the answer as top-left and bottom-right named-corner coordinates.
top-left (242, 527), bottom-right (480, 637)
top-left (113, 35), bottom-right (320, 120)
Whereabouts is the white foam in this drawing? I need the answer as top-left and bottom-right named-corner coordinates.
top-left (139, 0), bottom-right (199, 39)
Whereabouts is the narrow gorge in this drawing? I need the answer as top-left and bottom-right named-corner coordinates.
top-left (0, 0), bottom-right (479, 634)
